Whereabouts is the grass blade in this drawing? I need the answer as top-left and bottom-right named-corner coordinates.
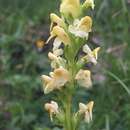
top-left (104, 70), bottom-right (130, 95)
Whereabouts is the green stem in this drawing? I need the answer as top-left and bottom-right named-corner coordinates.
top-left (63, 91), bottom-right (72, 130)
top-left (63, 35), bottom-right (84, 130)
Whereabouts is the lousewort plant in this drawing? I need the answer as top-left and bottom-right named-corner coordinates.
top-left (41, 0), bottom-right (100, 130)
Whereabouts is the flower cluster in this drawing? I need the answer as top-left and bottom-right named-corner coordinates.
top-left (41, 0), bottom-right (100, 129)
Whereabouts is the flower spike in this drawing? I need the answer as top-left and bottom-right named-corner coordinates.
top-left (41, 0), bottom-right (101, 128)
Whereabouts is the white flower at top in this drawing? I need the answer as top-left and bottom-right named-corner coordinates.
top-left (69, 16), bottom-right (92, 40)
top-left (75, 69), bottom-right (92, 89)
top-left (41, 67), bottom-right (70, 94)
top-left (79, 101), bottom-right (94, 123)
top-left (82, 44), bottom-right (100, 65)
top-left (45, 101), bottom-right (59, 121)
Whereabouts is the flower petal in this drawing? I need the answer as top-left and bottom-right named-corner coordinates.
top-left (53, 37), bottom-right (62, 51)
top-left (79, 103), bottom-right (87, 113)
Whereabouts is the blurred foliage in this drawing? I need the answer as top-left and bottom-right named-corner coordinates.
top-left (0, 0), bottom-right (130, 130)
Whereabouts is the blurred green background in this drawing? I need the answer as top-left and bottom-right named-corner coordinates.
top-left (0, 0), bottom-right (130, 130)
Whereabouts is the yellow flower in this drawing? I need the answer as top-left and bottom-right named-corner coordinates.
top-left (82, 0), bottom-right (95, 10)
top-left (47, 26), bottom-right (71, 45)
top-left (45, 101), bottom-right (59, 121)
top-left (41, 67), bottom-right (70, 94)
top-left (60, 0), bottom-right (81, 18)
top-left (79, 101), bottom-right (94, 123)
top-left (75, 69), bottom-right (92, 88)
top-left (82, 44), bottom-right (100, 65)
top-left (50, 13), bottom-right (65, 31)
top-left (68, 16), bottom-right (92, 39)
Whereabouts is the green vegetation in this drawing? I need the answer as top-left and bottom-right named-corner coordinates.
top-left (0, 0), bottom-right (130, 130)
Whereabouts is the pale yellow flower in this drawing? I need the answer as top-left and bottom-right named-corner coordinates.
top-left (82, 0), bottom-right (95, 10)
top-left (48, 52), bottom-right (66, 69)
top-left (60, 0), bottom-right (81, 18)
top-left (79, 101), bottom-right (94, 123)
top-left (75, 69), bottom-right (92, 88)
top-left (50, 13), bottom-right (65, 31)
top-left (47, 26), bottom-right (71, 45)
top-left (82, 44), bottom-right (100, 65)
top-left (69, 16), bottom-right (92, 39)
top-left (45, 101), bottom-right (59, 121)
top-left (41, 67), bottom-right (70, 94)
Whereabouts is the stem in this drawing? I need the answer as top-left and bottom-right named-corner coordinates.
top-left (64, 72), bottom-right (75, 130)
top-left (66, 95), bottom-right (72, 130)
top-left (63, 35), bottom-right (83, 130)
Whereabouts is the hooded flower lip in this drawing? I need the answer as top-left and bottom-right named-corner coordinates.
top-left (82, 44), bottom-right (100, 65)
top-left (79, 16), bottom-right (92, 32)
top-left (68, 16), bottom-right (92, 39)
top-left (60, 0), bottom-right (81, 18)
top-left (45, 101), bottom-right (59, 121)
top-left (82, 0), bottom-right (95, 10)
top-left (46, 26), bottom-right (71, 46)
top-left (41, 67), bottom-right (70, 94)
top-left (75, 69), bottom-right (92, 88)
top-left (50, 13), bottom-right (65, 31)
top-left (79, 101), bottom-right (94, 123)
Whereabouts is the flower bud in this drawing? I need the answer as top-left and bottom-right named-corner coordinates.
top-left (82, 0), bottom-right (95, 10)
top-left (60, 0), bottom-right (81, 18)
